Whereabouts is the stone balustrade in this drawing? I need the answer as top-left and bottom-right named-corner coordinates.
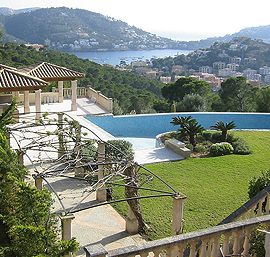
top-left (84, 215), bottom-right (270, 257)
top-left (4, 86), bottom-right (113, 113)
top-left (87, 87), bottom-right (113, 112)
top-left (62, 87), bottom-right (88, 98)
top-left (219, 184), bottom-right (270, 225)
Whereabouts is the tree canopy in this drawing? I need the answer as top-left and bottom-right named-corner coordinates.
top-left (161, 77), bottom-right (211, 103)
top-left (219, 76), bottom-right (258, 112)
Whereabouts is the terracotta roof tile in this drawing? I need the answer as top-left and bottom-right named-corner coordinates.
top-left (18, 62), bottom-right (85, 82)
top-left (0, 68), bottom-right (48, 92)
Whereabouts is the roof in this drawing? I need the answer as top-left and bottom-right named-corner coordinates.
top-left (17, 62), bottom-right (85, 82)
top-left (0, 64), bottom-right (17, 71)
top-left (0, 68), bottom-right (48, 92)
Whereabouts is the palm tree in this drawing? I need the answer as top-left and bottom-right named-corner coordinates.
top-left (210, 121), bottom-right (236, 142)
top-left (180, 119), bottom-right (205, 146)
top-left (170, 115), bottom-right (195, 129)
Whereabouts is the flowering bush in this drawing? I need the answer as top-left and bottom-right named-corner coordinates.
top-left (209, 142), bottom-right (233, 156)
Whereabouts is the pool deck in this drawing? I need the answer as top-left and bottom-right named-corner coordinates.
top-left (16, 98), bottom-right (184, 256)
top-left (17, 98), bottom-right (184, 164)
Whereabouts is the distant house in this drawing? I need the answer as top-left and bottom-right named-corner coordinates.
top-left (160, 76), bottom-right (171, 83)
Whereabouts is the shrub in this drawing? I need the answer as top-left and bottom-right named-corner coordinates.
top-left (211, 132), bottom-right (222, 143)
top-left (248, 170), bottom-right (270, 199)
top-left (196, 134), bottom-right (206, 143)
top-left (194, 145), bottom-right (207, 154)
top-left (249, 224), bottom-right (266, 257)
top-left (231, 138), bottom-right (252, 155)
top-left (201, 131), bottom-right (212, 141)
top-left (105, 139), bottom-right (134, 160)
top-left (209, 142), bottom-right (234, 156)
top-left (185, 143), bottom-right (194, 151)
top-left (226, 132), bottom-right (238, 143)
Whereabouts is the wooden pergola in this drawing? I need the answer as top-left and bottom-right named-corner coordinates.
top-left (0, 67), bottom-right (48, 120)
top-left (18, 62), bottom-right (85, 111)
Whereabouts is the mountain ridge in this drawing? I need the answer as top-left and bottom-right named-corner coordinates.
top-left (1, 7), bottom-right (270, 51)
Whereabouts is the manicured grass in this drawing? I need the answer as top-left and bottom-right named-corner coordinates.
top-left (113, 131), bottom-right (270, 240)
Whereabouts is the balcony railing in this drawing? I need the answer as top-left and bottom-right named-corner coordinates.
top-left (84, 215), bottom-right (270, 257)
top-left (84, 185), bottom-right (270, 257)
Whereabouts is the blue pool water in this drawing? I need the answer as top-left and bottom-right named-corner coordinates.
top-left (86, 112), bottom-right (270, 139)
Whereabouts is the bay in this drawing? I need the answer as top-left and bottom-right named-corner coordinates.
top-left (67, 49), bottom-right (193, 66)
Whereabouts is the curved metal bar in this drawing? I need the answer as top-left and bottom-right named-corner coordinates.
top-left (67, 193), bottom-right (177, 214)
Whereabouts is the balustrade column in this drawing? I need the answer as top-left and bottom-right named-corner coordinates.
top-left (211, 236), bottom-right (220, 257)
top-left (258, 200), bottom-right (264, 216)
top-left (233, 231), bottom-right (241, 255)
top-left (222, 233), bottom-right (230, 256)
top-left (58, 81), bottom-right (64, 103)
top-left (200, 239), bottom-right (208, 257)
top-left (266, 193), bottom-right (270, 214)
top-left (172, 193), bottom-right (187, 236)
top-left (189, 242), bottom-right (196, 257)
top-left (71, 80), bottom-right (77, 111)
top-left (96, 142), bottom-right (106, 202)
top-left (24, 91), bottom-right (30, 113)
top-left (242, 228), bottom-right (251, 256)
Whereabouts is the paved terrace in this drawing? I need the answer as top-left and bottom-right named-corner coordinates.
top-left (16, 98), bottom-right (183, 256)
top-left (17, 98), bottom-right (184, 164)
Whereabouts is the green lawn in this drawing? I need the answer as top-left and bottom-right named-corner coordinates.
top-left (113, 131), bottom-right (270, 240)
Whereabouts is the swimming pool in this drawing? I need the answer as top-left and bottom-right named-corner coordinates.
top-left (86, 112), bottom-right (270, 139)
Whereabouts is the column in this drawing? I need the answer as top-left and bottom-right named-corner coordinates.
top-left (61, 214), bottom-right (75, 257)
top-left (265, 232), bottom-right (270, 257)
top-left (108, 98), bottom-right (113, 113)
top-left (74, 125), bottom-right (84, 177)
top-left (96, 142), bottom-right (106, 202)
top-left (35, 89), bottom-right (42, 122)
top-left (126, 205), bottom-right (139, 234)
top-left (12, 91), bottom-right (19, 99)
top-left (71, 80), bottom-right (77, 111)
top-left (58, 113), bottom-right (65, 158)
top-left (24, 91), bottom-right (30, 113)
top-left (58, 81), bottom-right (64, 103)
top-left (34, 175), bottom-right (43, 191)
top-left (17, 150), bottom-right (24, 166)
top-left (172, 193), bottom-right (187, 236)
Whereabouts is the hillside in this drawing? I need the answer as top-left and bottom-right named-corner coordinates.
top-left (0, 41), bottom-right (164, 113)
top-left (0, 7), bottom-right (182, 52)
top-left (151, 37), bottom-right (270, 75)
top-left (1, 7), bottom-right (270, 51)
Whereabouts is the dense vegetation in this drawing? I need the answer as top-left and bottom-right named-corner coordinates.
top-left (0, 101), bottom-right (78, 256)
top-left (1, 33), bottom-right (270, 113)
top-left (0, 37), bottom-right (164, 114)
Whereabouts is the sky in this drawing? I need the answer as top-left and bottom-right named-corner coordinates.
top-left (1, 0), bottom-right (270, 41)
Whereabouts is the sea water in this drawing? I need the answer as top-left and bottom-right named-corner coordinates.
top-left (67, 49), bottom-right (193, 66)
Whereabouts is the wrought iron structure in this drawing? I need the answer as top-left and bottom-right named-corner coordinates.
top-left (9, 112), bottom-right (179, 218)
